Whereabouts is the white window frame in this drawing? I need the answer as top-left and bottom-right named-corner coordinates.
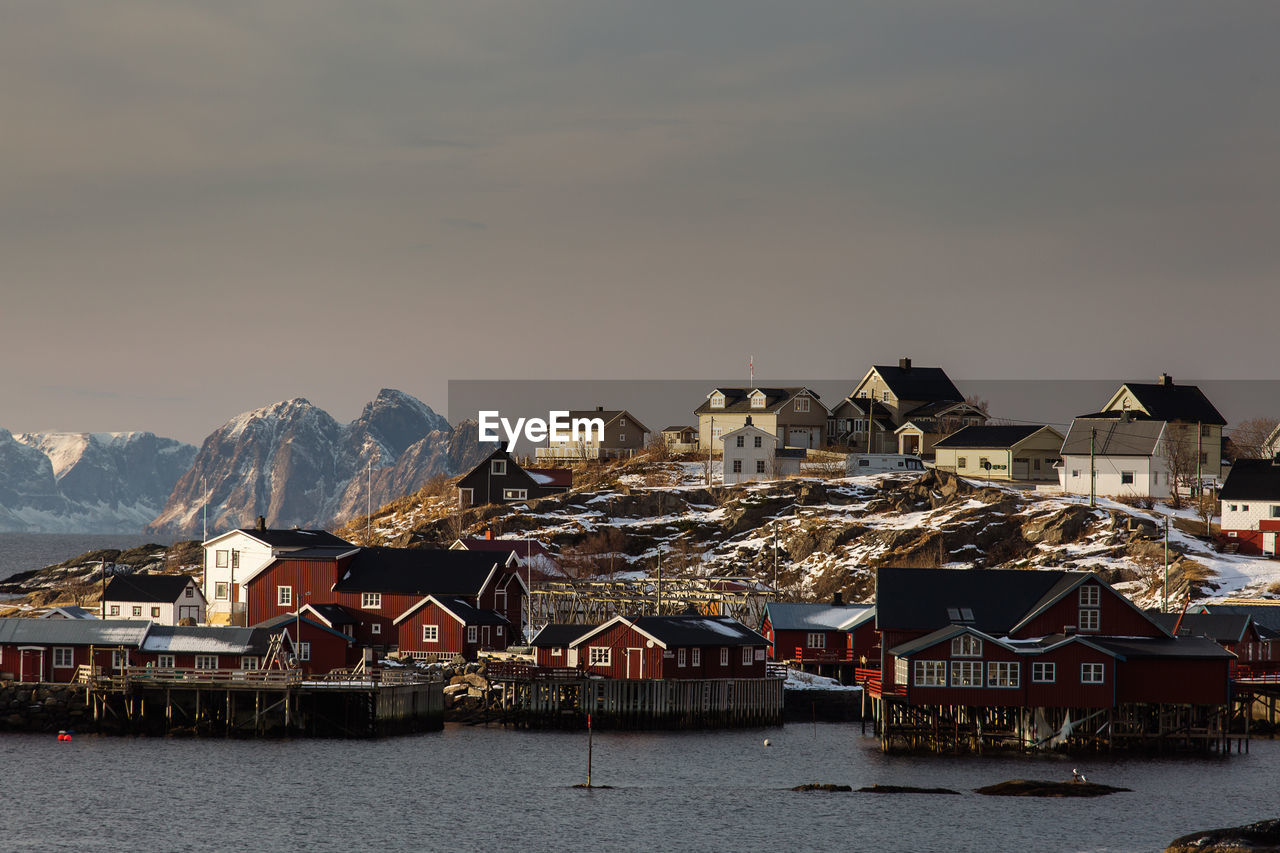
top-left (112, 650), bottom-right (129, 669)
top-left (678, 648), bottom-right (687, 667)
top-left (1120, 470), bottom-right (1135, 485)
top-left (806, 633), bottom-right (826, 649)
top-left (150, 606), bottom-right (161, 619)
top-left (950, 660), bottom-right (983, 687)
top-left (158, 654), bottom-right (176, 669)
top-left (371, 623), bottom-right (382, 635)
top-left (503, 488), bottom-right (528, 500)
top-left (423, 625), bottom-right (439, 643)
top-left (913, 660), bottom-right (946, 687)
top-left (231, 551), bottom-right (239, 570)
top-left (53, 647), bottom-right (74, 669)
top-left (278, 586), bottom-right (292, 607)
top-left (691, 648), bottom-right (701, 667)
top-left (987, 661), bottom-right (1020, 688)
top-left (362, 592), bottom-right (382, 609)
top-left (711, 393), bottom-right (725, 408)
top-left (881, 391), bottom-right (890, 403)
top-left (1079, 608), bottom-right (1100, 631)
top-left (720, 647), bottom-right (729, 666)
top-left (742, 646), bottom-right (753, 666)
top-left (895, 657), bottom-right (909, 686)
top-left (1079, 585), bottom-right (1100, 606)
top-left (751, 392), bottom-right (766, 409)
top-left (619, 433), bottom-right (626, 442)
top-left (951, 635), bottom-right (982, 657)
top-left (1081, 663), bottom-right (1105, 684)
top-left (297, 642), bottom-right (311, 662)
top-left (589, 646), bottom-right (611, 666)
top-left (1032, 662), bottom-right (1056, 683)
top-left (466, 625), bottom-right (478, 643)
top-left (550, 647), bottom-right (563, 657)
top-left (491, 459), bottom-right (507, 475)
top-left (132, 606), bottom-right (143, 617)
top-left (194, 655), bottom-right (218, 671)
top-left (795, 396), bottom-right (810, 413)
top-left (241, 656), bottom-right (259, 670)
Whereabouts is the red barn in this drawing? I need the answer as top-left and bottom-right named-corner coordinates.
top-left (393, 595), bottom-right (512, 661)
top-left (569, 615), bottom-right (769, 680)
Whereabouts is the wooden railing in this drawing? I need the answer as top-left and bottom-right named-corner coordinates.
top-left (792, 646), bottom-right (854, 663)
top-left (485, 660), bottom-right (582, 681)
top-left (120, 666), bottom-right (303, 687)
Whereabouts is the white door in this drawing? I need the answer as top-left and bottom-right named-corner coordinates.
top-left (1265, 532), bottom-right (1278, 556)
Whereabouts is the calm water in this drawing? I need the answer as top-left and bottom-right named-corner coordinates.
top-left (3, 724), bottom-right (1275, 852)
top-left (0, 533), bottom-right (162, 582)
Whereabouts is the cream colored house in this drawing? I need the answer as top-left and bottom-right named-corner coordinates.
top-left (830, 358), bottom-right (983, 455)
top-left (694, 387), bottom-right (828, 451)
top-left (933, 425), bottom-right (1065, 482)
top-left (1089, 374), bottom-right (1226, 481)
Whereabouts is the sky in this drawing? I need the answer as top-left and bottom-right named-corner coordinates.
top-left (2, 2), bottom-right (1277, 444)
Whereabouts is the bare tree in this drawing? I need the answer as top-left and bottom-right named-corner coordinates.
top-left (1228, 417), bottom-right (1279, 461)
top-left (1162, 429), bottom-right (1198, 510)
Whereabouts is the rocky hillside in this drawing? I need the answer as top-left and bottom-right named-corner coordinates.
top-left (0, 429), bottom-right (195, 533)
top-left (0, 541), bottom-right (201, 614)
top-left (147, 390), bottom-right (487, 538)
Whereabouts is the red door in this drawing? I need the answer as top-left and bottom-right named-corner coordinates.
top-left (19, 648), bottom-right (45, 682)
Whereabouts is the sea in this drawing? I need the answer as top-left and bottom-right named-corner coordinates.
top-left (3, 724), bottom-right (1277, 852)
top-left (0, 533), bottom-right (164, 584)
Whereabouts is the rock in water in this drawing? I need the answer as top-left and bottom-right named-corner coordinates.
top-left (974, 779), bottom-right (1130, 798)
top-left (1165, 819), bottom-right (1280, 853)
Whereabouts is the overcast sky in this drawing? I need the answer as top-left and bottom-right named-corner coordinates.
top-left (2, 2), bottom-right (1277, 444)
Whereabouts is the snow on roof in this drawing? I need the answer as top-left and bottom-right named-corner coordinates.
top-left (528, 472), bottom-right (554, 485)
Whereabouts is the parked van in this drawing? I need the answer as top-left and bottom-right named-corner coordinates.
top-left (845, 453), bottom-right (926, 475)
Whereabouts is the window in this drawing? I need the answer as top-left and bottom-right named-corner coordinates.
top-left (1071, 469), bottom-right (1080, 478)
top-left (241, 656), bottom-right (259, 670)
top-left (914, 660), bottom-right (946, 686)
top-left (1201, 424), bottom-right (1212, 437)
top-left (721, 648), bottom-right (730, 666)
top-left (620, 418), bottom-right (627, 428)
top-left (231, 550), bottom-right (239, 570)
top-left (490, 459), bottom-right (507, 475)
top-left (958, 457), bottom-right (967, 468)
top-left (732, 460), bottom-right (743, 473)
top-left (297, 643), bottom-right (311, 662)
top-left (1081, 663), bottom-right (1105, 684)
top-left (466, 626), bottom-right (478, 643)
top-left (53, 647), bottom-right (74, 669)
top-left (278, 586), bottom-right (292, 606)
top-left (807, 633), bottom-right (826, 649)
top-left (1032, 662), bottom-right (1056, 683)
top-left (619, 433), bottom-right (626, 442)
top-left (736, 435), bottom-right (744, 447)
top-left (987, 662), bottom-right (1019, 688)
top-left (743, 647), bottom-right (753, 666)
top-left (691, 648), bottom-right (701, 666)
top-left (1228, 504), bottom-right (1237, 512)
top-left (1243, 505), bottom-right (1251, 512)
top-left (895, 657), bottom-right (909, 686)
top-left (194, 655), bottom-right (218, 670)
top-left (754, 436), bottom-right (762, 448)
top-left (979, 457), bottom-right (990, 470)
top-left (215, 550), bottom-right (229, 568)
top-left (858, 390), bottom-right (868, 398)
top-left (158, 654), bottom-right (176, 669)
top-left (496, 626), bottom-right (503, 636)
top-left (362, 592), bottom-right (382, 609)
top-left (184, 587), bottom-right (194, 598)
top-left (711, 393), bottom-right (725, 408)
top-left (371, 623), bottom-right (382, 635)
top-left (1121, 470), bottom-right (1135, 485)
top-left (855, 419), bottom-right (867, 433)
top-left (1034, 458), bottom-right (1041, 470)
top-left (589, 646), bottom-right (611, 666)
top-left (423, 625), bottom-right (439, 643)
top-left (132, 606), bottom-right (143, 617)
top-left (751, 392), bottom-right (766, 408)
top-left (1079, 586), bottom-right (1100, 606)
top-left (950, 661), bottom-right (983, 687)
top-left (109, 605), bottom-right (120, 616)
top-left (1272, 506), bottom-right (1280, 518)
top-left (951, 635), bottom-right (982, 657)
top-left (150, 607), bottom-right (161, 619)
top-left (1079, 608), bottom-right (1100, 631)
top-left (795, 397), bottom-right (810, 413)
top-left (503, 488), bottom-right (528, 500)
top-left (550, 647), bottom-right (563, 657)
top-left (881, 391), bottom-right (889, 403)
top-left (1200, 452), bottom-right (1208, 465)
top-left (214, 581), bottom-right (229, 600)
top-left (678, 648), bottom-right (687, 667)
top-left (756, 460), bottom-right (766, 474)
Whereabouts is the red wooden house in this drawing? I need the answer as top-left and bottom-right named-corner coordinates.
top-left (568, 615), bottom-right (769, 680)
top-left (134, 626), bottom-right (269, 672)
top-left (393, 595), bottom-right (513, 661)
top-left (253, 613), bottom-right (359, 675)
top-left (530, 624), bottom-right (593, 668)
top-left (1152, 610), bottom-right (1278, 675)
top-left (759, 597), bottom-right (872, 663)
top-left (0, 618), bottom-right (149, 683)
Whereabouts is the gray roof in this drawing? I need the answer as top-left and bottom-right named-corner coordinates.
top-left (1197, 603), bottom-right (1280, 633)
top-left (876, 568), bottom-right (1085, 633)
top-left (41, 606), bottom-right (98, 620)
top-left (933, 425), bottom-right (1060, 450)
top-left (1089, 636), bottom-right (1235, 660)
top-left (1060, 418), bottom-right (1166, 457)
top-left (140, 626), bottom-right (267, 655)
top-left (765, 602), bottom-right (872, 632)
top-left (0, 618), bottom-right (149, 646)
top-left (233, 529), bottom-right (354, 549)
top-left (566, 409), bottom-right (650, 434)
top-left (1149, 611), bottom-right (1251, 644)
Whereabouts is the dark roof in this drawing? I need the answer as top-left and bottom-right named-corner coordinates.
top-left (566, 409), bottom-right (651, 434)
top-left (1111, 381), bottom-right (1226, 425)
top-left (103, 574), bottom-right (196, 603)
top-left (331, 548), bottom-right (500, 596)
top-left (237, 529), bottom-right (354, 549)
top-left (275, 546), bottom-right (359, 560)
top-left (140, 625), bottom-right (268, 655)
top-left (1060, 418), bottom-right (1166, 457)
top-left (875, 568), bottom-right (1088, 633)
top-left (433, 596), bottom-right (511, 626)
top-left (776, 448), bottom-right (807, 459)
top-left (42, 605), bottom-right (98, 619)
top-left (1089, 636), bottom-right (1234, 660)
top-left (694, 387), bottom-right (824, 416)
top-left (303, 603), bottom-right (360, 627)
top-left (1148, 612), bottom-right (1251, 644)
top-left (871, 365), bottom-right (962, 403)
top-left (901, 400), bottom-right (983, 420)
top-left (1197, 603), bottom-right (1280, 633)
top-left (530, 623), bottom-right (594, 647)
top-left (254, 613), bottom-right (355, 643)
top-left (933, 425), bottom-right (1056, 449)
top-left (633, 615), bottom-right (768, 647)
top-left (1219, 458), bottom-right (1280, 501)
top-left (455, 538), bottom-right (551, 559)
top-left (661, 425), bottom-right (695, 433)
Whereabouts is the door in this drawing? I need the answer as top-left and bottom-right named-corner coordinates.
top-left (1265, 532), bottom-right (1278, 556)
top-left (19, 648), bottom-right (44, 682)
top-left (481, 625), bottom-right (491, 648)
top-left (1013, 458), bottom-right (1030, 480)
top-left (626, 648), bottom-right (643, 679)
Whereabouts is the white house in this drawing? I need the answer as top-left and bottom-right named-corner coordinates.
top-left (721, 419), bottom-right (803, 485)
top-left (1057, 418), bottom-right (1171, 499)
top-left (1219, 458), bottom-right (1280, 556)
top-left (202, 520), bottom-right (355, 625)
top-left (101, 574), bottom-right (206, 625)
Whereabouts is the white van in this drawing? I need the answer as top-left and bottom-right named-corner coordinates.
top-left (846, 453), bottom-right (926, 475)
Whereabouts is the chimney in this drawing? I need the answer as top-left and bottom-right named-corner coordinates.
top-left (255, 515), bottom-right (266, 532)
top-left (1158, 373), bottom-right (1173, 386)
top-left (899, 357), bottom-right (911, 371)
top-left (832, 591), bottom-right (843, 606)
top-left (596, 405), bottom-right (604, 412)
top-left (745, 415), bottom-right (753, 426)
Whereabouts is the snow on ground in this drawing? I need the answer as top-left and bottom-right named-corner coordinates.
top-left (784, 669), bottom-right (861, 691)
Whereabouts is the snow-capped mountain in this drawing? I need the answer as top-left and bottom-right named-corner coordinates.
top-left (146, 390), bottom-right (484, 538)
top-left (0, 430), bottom-right (196, 533)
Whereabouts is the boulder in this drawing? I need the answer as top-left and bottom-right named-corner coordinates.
top-left (1165, 819), bottom-right (1280, 853)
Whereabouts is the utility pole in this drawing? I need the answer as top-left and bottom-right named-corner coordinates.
top-left (866, 397), bottom-right (874, 454)
top-left (772, 521), bottom-right (778, 596)
top-left (1163, 515), bottom-right (1170, 613)
top-left (1089, 427), bottom-right (1097, 509)
top-left (707, 417), bottom-right (714, 486)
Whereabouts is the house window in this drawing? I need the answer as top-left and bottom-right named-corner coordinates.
top-left (503, 488), bottom-right (528, 500)
top-left (491, 459), bottom-right (507, 475)
top-left (620, 418), bottom-right (627, 428)
top-left (371, 623), bottom-right (382, 635)
top-left (751, 392), bottom-right (766, 408)
top-left (1243, 505), bottom-right (1250, 512)
top-left (109, 605), bottom-right (120, 616)
top-left (736, 435), bottom-right (745, 447)
top-left (950, 661), bottom-right (983, 687)
top-left (1079, 586), bottom-right (1100, 606)
top-left (987, 662), bottom-right (1019, 688)
top-left (756, 460), bottom-right (766, 474)
top-left (362, 592), bottom-right (382, 609)
top-left (712, 426), bottom-right (723, 441)
top-left (979, 457), bottom-right (990, 470)
top-left (297, 643), bottom-right (311, 662)
top-left (807, 633), bottom-right (826, 649)
top-left (732, 460), bottom-right (743, 473)
top-left (1072, 469), bottom-right (1080, 478)
top-left (1079, 608), bottom-right (1100, 631)
top-left (496, 626), bottom-right (503, 637)
top-left (53, 647), bottom-right (74, 669)
top-left (231, 551), bottom-right (239, 570)
top-left (1200, 452), bottom-right (1208, 465)
top-left (466, 626), bottom-right (478, 643)
top-left (721, 648), bottom-right (730, 666)
top-left (550, 647), bottom-right (563, 657)
top-left (858, 390), bottom-right (868, 398)
top-left (111, 650), bottom-right (129, 670)
top-left (214, 581), bottom-right (229, 600)
top-left (914, 660), bottom-right (946, 686)
top-left (1228, 504), bottom-right (1238, 512)
top-left (1121, 471), bottom-right (1135, 485)
top-left (278, 586), bottom-right (292, 606)
top-left (184, 588), bottom-right (194, 598)
top-left (895, 657), bottom-right (909, 686)
top-left (855, 419), bottom-right (866, 433)
top-left (1081, 663), bottom-right (1105, 684)
top-left (1033, 458), bottom-right (1041, 470)
top-left (423, 625), bottom-right (439, 643)
top-left (132, 606), bottom-right (143, 617)
top-left (242, 656), bottom-right (259, 670)
top-left (880, 391), bottom-right (889, 403)
top-left (589, 646), bottom-right (611, 666)
top-left (958, 457), bottom-right (967, 468)
top-left (1272, 506), bottom-right (1280, 518)
top-left (1032, 662), bottom-right (1056, 683)
top-left (951, 635), bottom-right (982, 657)
top-left (742, 647), bottom-right (753, 666)
top-left (691, 649), bottom-right (701, 666)
top-left (151, 607), bottom-right (161, 619)
top-left (678, 648), bottom-right (687, 667)
top-left (194, 655), bottom-right (218, 670)
top-left (754, 436), bottom-right (762, 448)
top-left (216, 550), bottom-right (229, 568)
top-left (795, 397), bottom-right (810, 413)
top-left (711, 393), bottom-right (725, 408)
top-left (459, 488), bottom-right (474, 507)
top-left (158, 654), bottom-right (176, 669)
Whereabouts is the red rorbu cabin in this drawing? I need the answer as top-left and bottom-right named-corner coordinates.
top-left (569, 615), bottom-right (769, 680)
top-left (393, 595), bottom-right (512, 662)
